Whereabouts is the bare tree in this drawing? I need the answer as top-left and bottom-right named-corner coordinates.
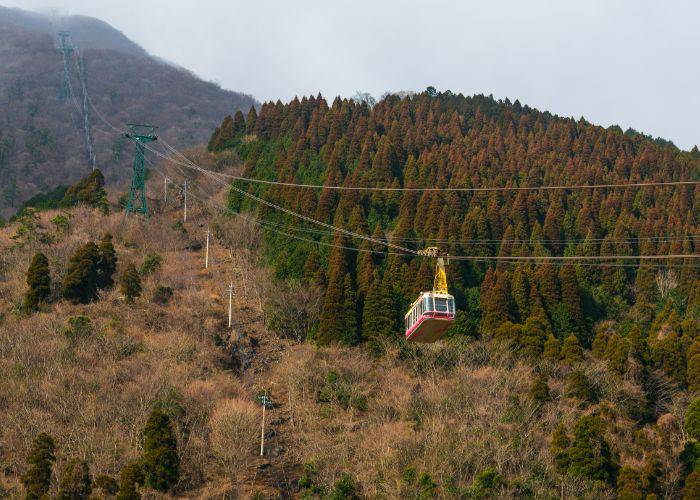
top-left (656, 269), bottom-right (678, 299)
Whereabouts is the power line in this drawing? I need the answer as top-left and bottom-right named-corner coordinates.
top-left (159, 137), bottom-right (699, 193)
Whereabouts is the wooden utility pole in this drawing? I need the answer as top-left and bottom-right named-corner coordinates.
top-left (183, 179), bottom-right (188, 222)
top-left (259, 392), bottom-right (271, 456)
top-left (205, 227), bottom-right (210, 269)
top-left (164, 176), bottom-right (170, 204)
top-left (227, 282), bottom-right (233, 328)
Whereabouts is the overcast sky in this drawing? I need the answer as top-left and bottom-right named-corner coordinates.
top-left (6, 0), bottom-right (699, 150)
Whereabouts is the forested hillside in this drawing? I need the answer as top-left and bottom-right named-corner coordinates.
top-left (0, 7), bottom-right (257, 218)
top-left (206, 89), bottom-right (700, 493)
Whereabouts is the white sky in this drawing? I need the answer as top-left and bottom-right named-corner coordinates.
top-left (6, 0), bottom-right (699, 150)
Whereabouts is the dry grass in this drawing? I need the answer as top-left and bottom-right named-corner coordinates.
top-left (0, 201), bottom-right (689, 498)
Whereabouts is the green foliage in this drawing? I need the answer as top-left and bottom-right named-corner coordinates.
top-left (62, 242), bottom-right (100, 304)
top-left (550, 422), bottom-right (570, 472)
top-left (20, 432), bottom-right (56, 500)
top-left (329, 472), bottom-right (359, 500)
top-left (116, 461), bottom-right (144, 500)
top-left (152, 285), bottom-right (174, 305)
top-left (63, 169), bottom-right (107, 210)
top-left (543, 334), bottom-right (561, 361)
top-left (298, 461), bottom-right (326, 498)
top-left (446, 289), bottom-right (480, 338)
top-left (467, 468), bottom-right (504, 498)
top-left (139, 253), bottom-right (162, 275)
top-left (686, 398), bottom-right (700, 440)
top-left (14, 185), bottom-right (68, 215)
top-left (567, 415), bottom-right (618, 485)
top-left (63, 316), bottom-right (93, 344)
top-left (141, 409), bottom-right (179, 492)
top-left (561, 334), bottom-right (584, 364)
top-left (683, 471), bottom-right (700, 500)
top-left (119, 263), bottom-right (142, 303)
top-left (56, 459), bottom-right (92, 500)
top-left (564, 370), bottom-right (598, 403)
top-left (24, 252), bottom-right (51, 312)
top-left (529, 373), bottom-right (551, 403)
top-left (97, 233), bottom-right (118, 290)
top-left (94, 475), bottom-right (119, 496)
top-left (51, 214), bottom-right (70, 233)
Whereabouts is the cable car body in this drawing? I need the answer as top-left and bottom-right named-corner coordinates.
top-left (404, 248), bottom-right (455, 343)
top-left (404, 291), bottom-right (456, 342)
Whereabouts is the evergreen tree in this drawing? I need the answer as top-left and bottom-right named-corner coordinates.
top-left (686, 398), bottom-right (700, 440)
top-left (116, 462), bottom-right (144, 500)
top-left (56, 459), bottom-right (92, 500)
top-left (24, 252), bottom-right (51, 311)
top-left (97, 233), bottom-right (117, 290)
top-left (530, 373), bottom-right (551, 403)
top-left (62, 242), bottom-right (100, 304)
top-left (341, 273), bottom-right (360, 346)
top-left (94, 475), bottom-right (119, 497)
top-left (119, 263), bottom-right (142, 303)
top-left (142, 409), bottom-right (179, 492)
top-left (20, 432), bottom-right (56, 500)
top-left (550, 422), bottom-right (570, 472)
top-left (567, 415), bottom-right (618, 484)
top-left (683, 471), bottom-right (700, 500)
top-left (543, 334), bottom-right (561, 361)
top-left (561, 334), bottom-right (584, 364)
top-left (362, 270), bottom-right (397, 342)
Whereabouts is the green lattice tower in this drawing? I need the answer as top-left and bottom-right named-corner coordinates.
top-left (57, 31), bottom-right (74, 100)
top-left (125, 124), bottom-right (158, 216)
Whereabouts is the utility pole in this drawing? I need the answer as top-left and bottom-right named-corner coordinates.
top-left (227, 282), bottom-right (234, 328)
top-left (183, 180), bottom-right (188, 223)
top-left (258, 392), bottom-right (271, 457)
top-left (163, 176), bottom-right (170, 204)
top-left (205, 227), bottom-right (211, 269)
top-left (125, 124), bottom-right (158, 216)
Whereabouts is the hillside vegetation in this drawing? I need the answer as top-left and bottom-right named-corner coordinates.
top-left (0, 7), bottom-right (257, 218)
top-left (0, 89), bottom-right (699, 498)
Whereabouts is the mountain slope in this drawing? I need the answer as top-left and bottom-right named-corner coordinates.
top-left (0, 7), bottom-right (257, 218)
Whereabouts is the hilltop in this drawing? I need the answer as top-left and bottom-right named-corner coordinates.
top-left (0, 6), bottom-right (257, 219)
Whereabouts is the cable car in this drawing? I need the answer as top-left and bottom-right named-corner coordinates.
top-left (405, 248), bottom-right (455, 343)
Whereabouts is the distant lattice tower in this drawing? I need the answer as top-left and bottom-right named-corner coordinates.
top-left (57, 31), bottom-right (74, 100)
top-left (125, 124), bottom-right (158, 216)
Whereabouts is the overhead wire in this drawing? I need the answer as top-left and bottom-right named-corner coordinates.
top-left (82, 94), bottom-right (699, 265)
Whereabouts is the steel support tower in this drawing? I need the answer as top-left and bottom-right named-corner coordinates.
top-left (57, 31), bottom-right (74, 100)
top-left (125, 124), bottom-right (158, 216)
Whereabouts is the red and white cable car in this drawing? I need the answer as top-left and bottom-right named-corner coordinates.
top-left (405, 248), bottom-right (455, 343)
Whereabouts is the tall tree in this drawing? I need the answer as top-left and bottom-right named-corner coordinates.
top-left (142, 409), bottom-right (179, 492)
top-left (96, 233), bottom-right (117, 290)
top-left (24, 252), bottom-right (51, 311)
top-left (57, 459), bottom-right (92, 500)
top-left (62, 242), bottom-right (100, 304)
top-left (21, 432), bottom-right (56, 500)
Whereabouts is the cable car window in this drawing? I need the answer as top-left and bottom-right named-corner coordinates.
top-left (434, 297), bottom-right (448, 313)
top-left (448, 298), bottom-right (455, 314)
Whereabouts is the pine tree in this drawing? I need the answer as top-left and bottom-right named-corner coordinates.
top-left (561, 334), bottom-right (584, 364)
top-left (567, 415), bottom-right (618, 484)
top-left (97, 233), bottom-right (117, 290)
top-left (245, 106), bottom-right (257, 134)
top-left (559, 264), bottom-right (584, 330)
top-left (686, 398), bottom-right (700, 440)
top-left (142, 409), bottom-right (179, 492)
top-left (689, 353), bottom-right (700, 394)
top-left (362, 270), bottom-right (397, 342)
top-left (341, 273), bottom-right (360, 346)
top-left (116, 462), bottom-right (144, 500)
top-left (57, 459), bottom-right (92, 500)
top-left (317, 234), bottom-right (351, 345)
top-left (20, 432), bottom-right (56, 500)
top-left (550, 422), bottom-right (570, 472)
top-left (530, 373), bottom-right (551, 403)
top-left (62, 242), bottom-right (100, 304)
top-left (119, 263), bottom-right (142, 303)
top-left (543, 334), bottom-right (561, 361)
top-left (24, 252), bottom-right (51, 311)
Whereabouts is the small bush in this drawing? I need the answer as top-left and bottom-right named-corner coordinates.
top-left (140, 253), bottom-right (163, 275)
top-left (564, 370), bottom-right (598, 403)
top-left (152, 285), bottom-right (173, 305)
top-left (209, 399), bottom-right (259, 476)
top-left (63, 316), bottom-right (93, 344)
